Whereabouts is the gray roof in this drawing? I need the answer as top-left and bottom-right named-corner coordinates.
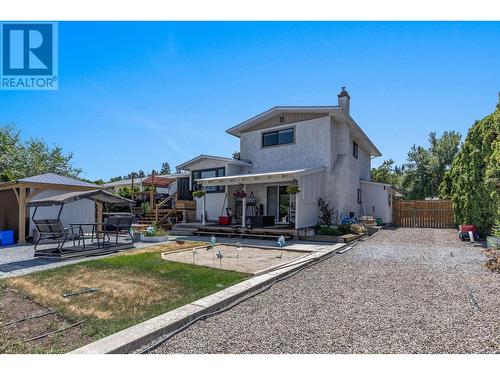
top-left (27, 189), bottom-right (134, 207)
top-left (18, 173), bottom-right (97, 188)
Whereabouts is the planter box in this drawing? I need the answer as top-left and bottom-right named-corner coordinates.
top-left (140, 234), bottom-right (169, 243)
top-left (218, 216), bottom-right (231, 225)
top-left (301, 235), bottom-right (340, 243)
top-left (300, 233), bottom-right (366, 243)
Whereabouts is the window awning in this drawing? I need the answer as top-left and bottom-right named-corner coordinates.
top-left (196, 166), bottom-right (326, 186)
top-left (27, 189), bottom-right (135, 207)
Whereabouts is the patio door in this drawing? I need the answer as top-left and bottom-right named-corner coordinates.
top-left (267, 186), bottom-right (290, 223)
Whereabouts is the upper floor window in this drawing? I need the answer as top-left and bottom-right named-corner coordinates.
top-left (262, 128), bottom-right (294, 147)
top-left (192, 167), bottom-right (225, 193)
top-left (353, 141), bottom-right (359, 159)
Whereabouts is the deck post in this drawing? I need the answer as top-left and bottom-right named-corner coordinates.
top-left (18, 187), bottom-right (26, 244)
top-left (241, 184), bottom-right (247, 228)
top-left (96, 202), bottom-right (103, 233)
top-left (201, 193), bottom-right (206, 226)
top-left (131, 176), bottom-right (135, 201)
top-left (150, 170), bottom-right (155, 218)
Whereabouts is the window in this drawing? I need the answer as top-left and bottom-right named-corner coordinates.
top-left (353, 141), bottom-right (359, 159)
top-left (262, 128), bottom-right (294, 147)
top-left (388, 193), bottom-right (392, 206)
top-left (357, 188), bottom-right (362, 204)
top-left (192, 167), bottom-right (225, 193)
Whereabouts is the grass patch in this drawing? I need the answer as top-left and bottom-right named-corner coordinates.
top-left (1, 241), bottom-right (248, 352)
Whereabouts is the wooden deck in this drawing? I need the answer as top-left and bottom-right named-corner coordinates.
top-left (193, 223), bottom-right (297, 240)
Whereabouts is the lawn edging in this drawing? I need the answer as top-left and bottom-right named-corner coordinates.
top-left (70, 243), bottom-right (346, 354)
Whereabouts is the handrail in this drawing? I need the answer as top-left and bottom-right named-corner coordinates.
top-left (155, 193), bottom-right (177, 222)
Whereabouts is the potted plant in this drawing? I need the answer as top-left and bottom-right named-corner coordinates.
top-left (286, 185), bottom-right (301, 195)
top-left (233, 189), bottom-right (247, 199)
top-left (192, 189), bottom-right (206, 198)
top-left (140, 222), bottom-right (169, 243)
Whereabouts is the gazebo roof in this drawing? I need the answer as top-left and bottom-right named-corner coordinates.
top-left (27, 189), bottom-right (135, 207)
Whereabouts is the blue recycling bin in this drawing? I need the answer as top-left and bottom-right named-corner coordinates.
top-left (0, 230), bottom-right (14, 246)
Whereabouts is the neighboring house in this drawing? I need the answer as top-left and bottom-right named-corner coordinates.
top-left (177, 88), bottom-right (397, 229)
top-left (0, 173), bottom-right (98, 243)
top-left (102, 172), bottom-right (191, 200)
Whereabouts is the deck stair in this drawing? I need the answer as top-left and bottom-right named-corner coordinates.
top-left (136, 208), bottom-right (177, 226)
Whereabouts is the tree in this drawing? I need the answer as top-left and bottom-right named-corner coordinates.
top-left (370, 159), bottom-right (403, 187)
top-left (439, 95), bottom-right (499, 234)
top-left (0, 124), bottom-right (81, 182)
top-left (160, 162), bottom-right (171, 175)
top-left (401, 131), bottom-right (461, 199)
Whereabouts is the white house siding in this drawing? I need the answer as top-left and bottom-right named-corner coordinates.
top-left (195, 193), bottom-right (227, 222)
top-left (296, 171), bottom-right (325, 229)
top-left (240, 116), bottom-right (332, 173)
top-left (360, 181), bottom-right (393, 223)
top-left (28, 189), bottom-right (95, 237)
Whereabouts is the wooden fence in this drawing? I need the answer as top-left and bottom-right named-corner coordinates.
top-left (393, 200), bottom-right (455, 228)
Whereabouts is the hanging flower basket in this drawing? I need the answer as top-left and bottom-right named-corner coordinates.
top-left (192, 190), bottom-right (206, 198)
top-left (286, 185), bottom-right (301, 194)
top-left (233, 190), bottom-right (247, 199)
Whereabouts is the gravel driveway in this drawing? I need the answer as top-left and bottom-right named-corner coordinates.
top-left (150, 228), bottom-right (500, 354)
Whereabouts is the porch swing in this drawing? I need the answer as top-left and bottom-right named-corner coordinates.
top-left (27, 189), bottom-right (135, 259)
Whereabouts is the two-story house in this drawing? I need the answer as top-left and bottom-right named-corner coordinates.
top-left (177, 88), bottom-right (398, 229)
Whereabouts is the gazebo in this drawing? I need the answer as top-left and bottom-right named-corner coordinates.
top-left (0, 173), bottom-right (99, 244)
top-left (27, 189), bottom-right (135, 258)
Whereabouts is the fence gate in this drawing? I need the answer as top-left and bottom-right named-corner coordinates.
top-left (393, 200), bottom-right (455, 228)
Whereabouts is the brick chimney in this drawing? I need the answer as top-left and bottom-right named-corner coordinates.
top-left (338, 86), bottom-right (350, 114)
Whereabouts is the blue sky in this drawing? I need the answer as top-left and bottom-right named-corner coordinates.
top-left (1, 21), bottom-right (499, 181)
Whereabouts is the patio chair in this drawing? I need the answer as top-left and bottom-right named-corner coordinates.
top-left (33, 218), bottom-right (69, 255)
top-left (99, 214), bottom-right (134, 245)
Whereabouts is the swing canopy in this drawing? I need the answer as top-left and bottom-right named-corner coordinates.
top-left (27, 189), bottom-right (135, 207)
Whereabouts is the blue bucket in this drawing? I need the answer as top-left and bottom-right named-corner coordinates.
top-left (0, 230), bottom-right (14, 246)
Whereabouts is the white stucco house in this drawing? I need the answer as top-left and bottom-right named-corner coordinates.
top-left (177, 88), bottom-right (399, 229)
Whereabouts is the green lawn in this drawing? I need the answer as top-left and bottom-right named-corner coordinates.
top-left (1, 244), bottom-right (248, 353)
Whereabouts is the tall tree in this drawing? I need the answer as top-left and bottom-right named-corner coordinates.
top-left (160, 162), bottom-right (171, 175)
top-left (370, 159), bottom-right (403, 187)
top-left (401, 131), bottom-right (461, 199)
top-left (440, 95), bottom-right (499, 233)
top-left (0, 124), bottom-right (81, 182)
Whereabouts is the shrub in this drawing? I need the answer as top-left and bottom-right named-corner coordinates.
top-left (350, 223), bottom-right (367, 234)
top-left (318, 226), bottom-right (341, 236)
top-left (141, 201), bottom-right (151, 215)
top-left (318, 198), bottom-right (338, 227)
top-left (439, 94), bottom-right (500, 234)
top-left (337, 223), bottom-right (352, 235)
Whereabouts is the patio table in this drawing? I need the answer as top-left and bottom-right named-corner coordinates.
top-left (69, 223), bottom-right (108, 249)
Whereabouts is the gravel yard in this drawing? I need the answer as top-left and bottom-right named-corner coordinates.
top-left (150, 228), bottom-right (500, 354)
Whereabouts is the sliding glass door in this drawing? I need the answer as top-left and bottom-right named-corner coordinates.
top-left (267, 186), bottom-right (290, 223)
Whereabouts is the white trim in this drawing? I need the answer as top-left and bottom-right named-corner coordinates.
top-left (225, 105), bottom-right (382, 157)
top-left (197, 166), bottom-right (326, 186)
top-left (226, 106), bottom-right (339, 137)
top-left (176, 154), bottom-right (251, 171)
